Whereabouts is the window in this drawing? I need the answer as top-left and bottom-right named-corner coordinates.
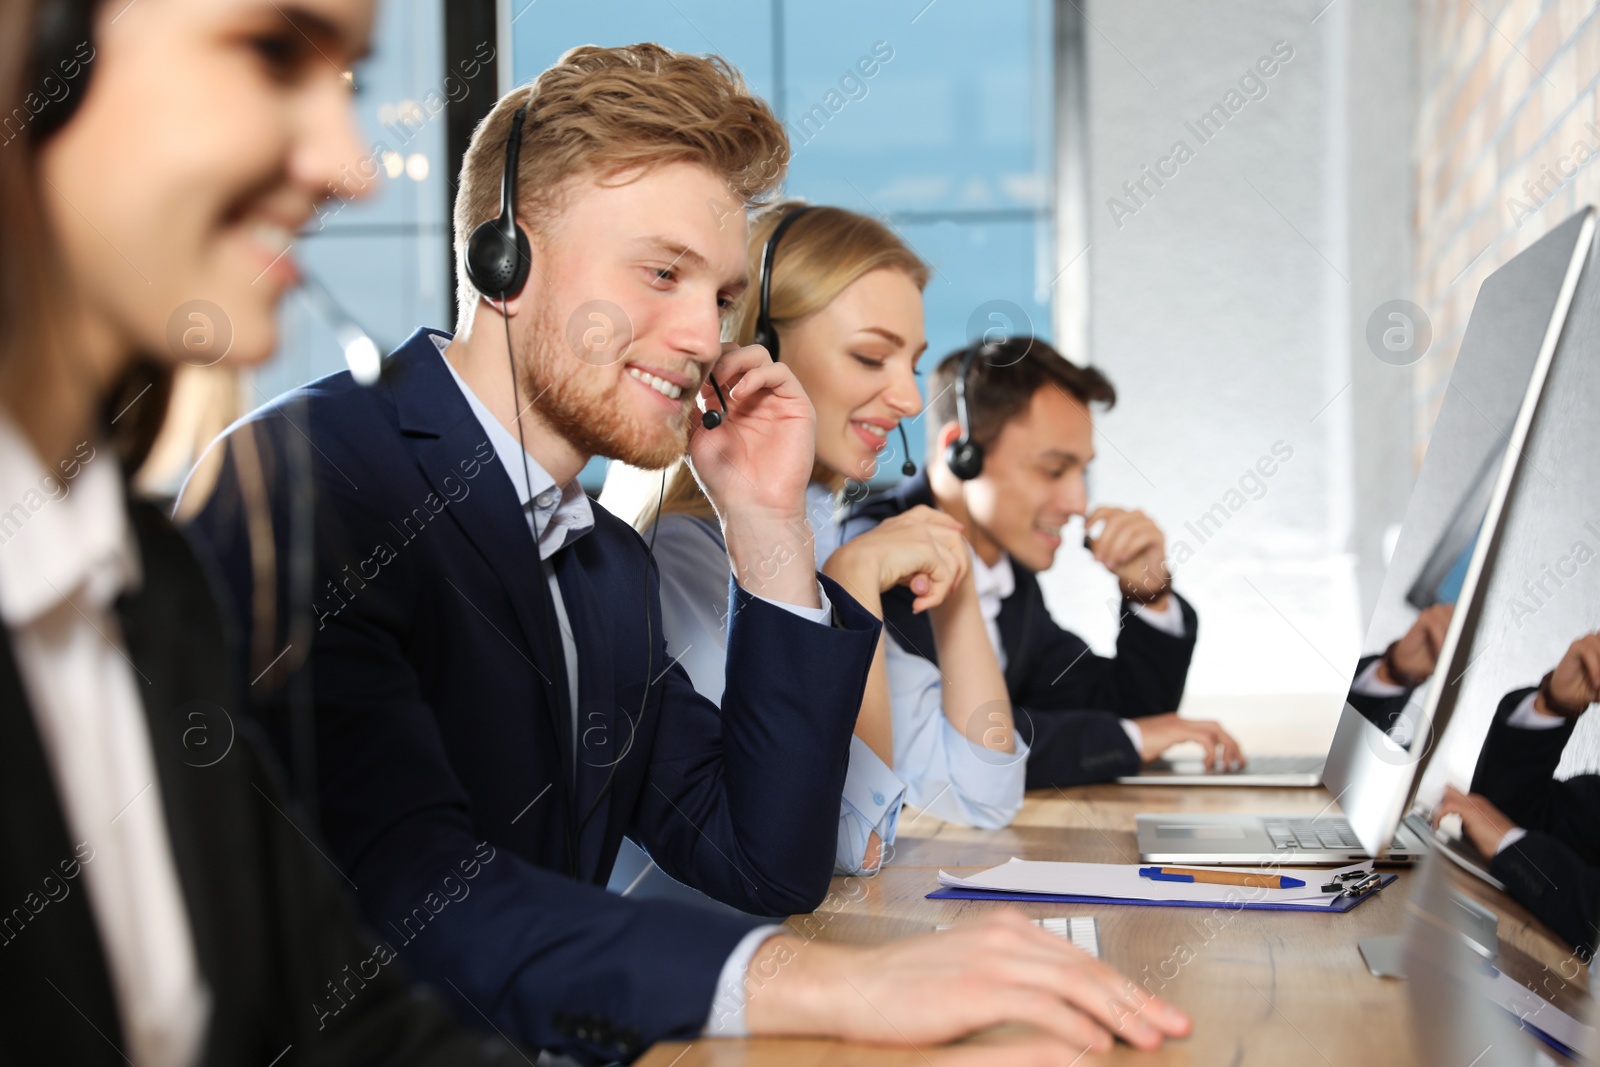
top-left (510, 0), bottom-right (1057, 486)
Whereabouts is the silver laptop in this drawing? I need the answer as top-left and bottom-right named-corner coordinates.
top-left (1137, 809), bottom-right (1430, 865)
top-left (1138, 206), bottom-right (1595, 865)
top-left (1119, 754), bottom-right (1324, 787)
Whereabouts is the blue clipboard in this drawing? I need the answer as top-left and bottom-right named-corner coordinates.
top-left (926, 872), bottom-right (1397, 912)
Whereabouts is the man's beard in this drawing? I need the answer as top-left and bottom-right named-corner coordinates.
top-left (518, 301), bottom-right (690, 471)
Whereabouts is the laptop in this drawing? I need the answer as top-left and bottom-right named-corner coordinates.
top-left (1139, 205), bottom-right (1596, 865)
top-left (1119, 754), bottom-right (1324, 787)
top-left (1429, 825), bottom-right (1505, 891)
top-left (1137, 809), bottom-right (1430, 864)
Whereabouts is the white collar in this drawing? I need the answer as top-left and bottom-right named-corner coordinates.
top-left (970, 550), bottom-right (1015, 617)
top-left (0, 413), bottom-right (136, 627)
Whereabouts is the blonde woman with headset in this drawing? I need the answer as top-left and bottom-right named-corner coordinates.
top-left (634, 203), bottom-right (1028, 877)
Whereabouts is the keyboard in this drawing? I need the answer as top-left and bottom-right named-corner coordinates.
top-left (938, 916), bottom-right (1100, 957)
top-left (1139, 754), bottom-right (1323, 776)
top-left (1044, 916), bottom-right (1101, 958)
top-left (1236, 755), bottom-right (1325, 774)
top-left (1263, 818), bottom-right (1400, 852)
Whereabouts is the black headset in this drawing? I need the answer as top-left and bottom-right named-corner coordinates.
top-left (699, 205), bottom-right (815, 429)
top-left (945, 341), bottom-right (993, 481)
top-left (463, 105), bottom-right (533, 300)
top-left (751, 205), bottom-right (815, 358)
top-left (715, 204), bottom-right (915, 475)
top-left (29, 0), bottom-right (98, 144)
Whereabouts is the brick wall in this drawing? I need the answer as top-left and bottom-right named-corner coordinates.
top-left (1413, 0), bottom-right (1599, 450)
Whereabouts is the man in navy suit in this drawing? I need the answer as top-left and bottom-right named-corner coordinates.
top-left (183, 45), bottom-right (1188, 1065)
top-left (848, 337), bottom-right (1240, 788)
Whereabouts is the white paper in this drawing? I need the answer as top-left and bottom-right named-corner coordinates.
top-left (937, 858), bottom-right (1375, 906)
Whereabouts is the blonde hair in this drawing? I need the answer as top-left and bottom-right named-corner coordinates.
top-left (452, 43), bottom-right (788, 328)
top-left (635, 201), bottom-right (930, 532)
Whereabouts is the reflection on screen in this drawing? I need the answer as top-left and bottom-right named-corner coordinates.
top-left (1347, 453), bottom-right (1501, 751)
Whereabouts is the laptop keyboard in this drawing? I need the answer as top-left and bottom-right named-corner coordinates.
top-left (1041, 916), bottom-right (1101, 958)
top-left (1263, 818), bottom-right (1401, 851)
top-left (1238, 756), bottom-right (1325, 774)
top-left (1146, 754), bottom-right (1324, 776)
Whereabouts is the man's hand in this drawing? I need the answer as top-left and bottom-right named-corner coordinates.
top-left (823, 506), bottom-right (970, 614)
top-left (743, 911), bottom-right (1191, 1053)
top-left (1085, 507), bottom-right (1170, 608)
top-left (690, 344), bottom-right (819, 608)
top-left (1378, 603), bottom-right (1454, 688)
top-left (1540, 631), bottom-right (1600, 717)
top-left (689, 343), bottom-right (816, 521)
top-left (1433, 785), bottom-right (1518, 857)
top-left (1137, 712), bottom-right (1244, 771)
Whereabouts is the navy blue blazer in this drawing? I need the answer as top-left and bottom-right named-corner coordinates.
top-left (1470, 686), bottom-right (1600, 956)
top-left (183, 329), bottom-right (880, 1061)
top-left (846, 471), bottom-right (1198, 788)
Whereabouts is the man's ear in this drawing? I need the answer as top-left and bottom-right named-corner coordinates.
top-left (933, 420), bottom-right (963, 453)
top-left (493, 287), bottom-right (528, 319)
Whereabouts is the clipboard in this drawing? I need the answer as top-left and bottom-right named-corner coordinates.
top-left (926, 872), bottom-right (1396, 912)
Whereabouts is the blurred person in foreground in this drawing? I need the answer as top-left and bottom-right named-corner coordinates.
top-left (0, 0), bottom-right (529, 1062)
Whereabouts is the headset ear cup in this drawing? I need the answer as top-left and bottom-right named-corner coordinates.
top-left (946, 439), bottom-right (984, 481)
top-left (464, 221), bottom-right (531, 299)
top-left (507, 226), bottom-right (531, 296)
top-left (29, 0), bottom-right (97, 143)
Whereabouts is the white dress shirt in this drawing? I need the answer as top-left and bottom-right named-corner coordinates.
top-left (0, 415), bottom-right (208, 1067)
top-left (440, 338), bottom-right (825, 1038)
top-left (649, 482), bottom-right (908, 876)
top-left (973, 554), bottom-right (1181, 755)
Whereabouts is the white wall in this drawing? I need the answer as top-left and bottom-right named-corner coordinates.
top-left (1038, 0), bottom-right (1416, 743)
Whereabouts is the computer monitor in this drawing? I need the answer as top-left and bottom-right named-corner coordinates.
top-left (1415, 206), bottom-right (1600, 809)
top-left (1322, 205), bottom-right (1597, 856)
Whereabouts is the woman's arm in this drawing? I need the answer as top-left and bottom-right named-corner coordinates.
top-left (821, 505), bottom-right (970, 766)
top-left (927, 563), bottom-right (1014, 756)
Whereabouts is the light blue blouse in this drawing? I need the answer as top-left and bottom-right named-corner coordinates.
top-left (837, 508), bottom-right (1030, 829)
top-left (648, 484), bottom-right (906, 874)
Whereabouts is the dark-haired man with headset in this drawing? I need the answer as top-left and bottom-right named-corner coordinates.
top-left (849, 337), bottom-right (1241, 792)
top-left (184, 46), bottom-right (1188, 1064)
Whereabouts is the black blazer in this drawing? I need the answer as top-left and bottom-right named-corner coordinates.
top-left (847, 471), bottom-right (1198, 788)
top-left (0, 498), bottom-right (522, 1065)
top-left (1470, 686), bottom-right (1600, 956)
top-left (184, 329), bottom-right (881, 1060)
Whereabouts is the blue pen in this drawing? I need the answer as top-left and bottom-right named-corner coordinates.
top-left (1138, 866), bottom-right (1306, 889)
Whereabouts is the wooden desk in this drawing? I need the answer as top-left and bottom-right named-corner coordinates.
top-left (640, 784), bottom-right (1589, 1065)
